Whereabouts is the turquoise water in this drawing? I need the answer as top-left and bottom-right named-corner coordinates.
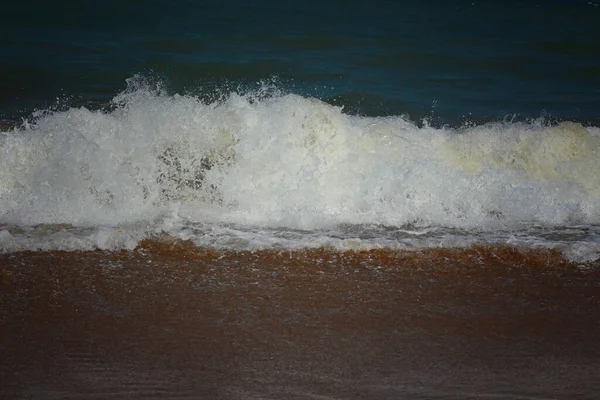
top-left (2, 0), bottom-right (599, 123)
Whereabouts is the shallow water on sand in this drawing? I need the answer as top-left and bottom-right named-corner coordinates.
top-left (1, 244), bottom-right (599, 399)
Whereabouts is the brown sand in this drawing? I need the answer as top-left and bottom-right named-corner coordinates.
top-left (1, 243), bottom-right (599, 399)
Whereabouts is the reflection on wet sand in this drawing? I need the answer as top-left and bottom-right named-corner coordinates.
top-left (1, 243), bottom-right (599, 399)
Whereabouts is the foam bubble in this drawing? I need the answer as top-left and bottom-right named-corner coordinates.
top-left (1, 81), bottom-right (600, 256)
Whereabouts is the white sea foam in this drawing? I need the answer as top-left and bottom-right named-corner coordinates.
top-left (1, 79), bottom-right (600, 259)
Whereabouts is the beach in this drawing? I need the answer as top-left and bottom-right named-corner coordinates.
top-left (2, 243), bottom-right (599, 399)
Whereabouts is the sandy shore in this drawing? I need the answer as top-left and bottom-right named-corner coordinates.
top-left (1, 243), bottom-right (599, 399)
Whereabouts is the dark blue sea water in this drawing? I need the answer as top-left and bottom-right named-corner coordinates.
top-left (3, 0), bottom-right (599, 123)
top-left (2, 0), bottom-right (600, 258)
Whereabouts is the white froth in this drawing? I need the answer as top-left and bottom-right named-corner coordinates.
top-left (1, 80), bottom-right (600, 258)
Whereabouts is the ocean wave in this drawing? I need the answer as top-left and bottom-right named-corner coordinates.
top-left (2, 223), bottom-right (600, 262)
top-left (1, 79), bottom-right (600, 256)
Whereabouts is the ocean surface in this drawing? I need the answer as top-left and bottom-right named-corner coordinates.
top-left (1, 1), bottom-right (600, 399)
top-left (1, 0), bottom-right (600, 258)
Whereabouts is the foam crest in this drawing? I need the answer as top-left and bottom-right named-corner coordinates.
top-left (1, 82), bottom-right (600, 235)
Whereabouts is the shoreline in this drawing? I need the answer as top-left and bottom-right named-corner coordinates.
top-left (2, 244), bottom-right (599, 399)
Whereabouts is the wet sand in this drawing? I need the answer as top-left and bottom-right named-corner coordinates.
top-left (1, 243), bottom-right (599, 399)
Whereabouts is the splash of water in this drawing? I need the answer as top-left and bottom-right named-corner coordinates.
top-left (1, 79), bottom-right (600, 257)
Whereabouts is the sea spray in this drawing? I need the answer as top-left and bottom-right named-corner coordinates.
top-left (1, 81), bottom-right (600, 258)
